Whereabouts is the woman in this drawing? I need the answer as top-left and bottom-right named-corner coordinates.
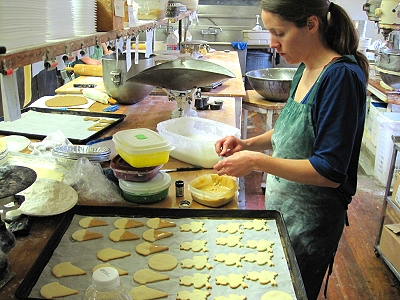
top-left (214, 1), bottom-right (369, 299)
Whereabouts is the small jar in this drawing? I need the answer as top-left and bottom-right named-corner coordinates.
top-left (175, 180), bottom-right (184, 197)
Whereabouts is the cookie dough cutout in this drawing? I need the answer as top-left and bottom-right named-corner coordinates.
top-left (87, 126), bottom-right (102, 131)
top-left (92, 263), bottom-right (128, 276)
top-left (109, 229), bottom-right (140, 242)
top-left (133, 268), bottom-right (170, 284)
top-left (45, 95), bottom-right (88, 107)
top-left (136, 241), bottom-right (169, 256)
top-left (180, 240), bottom-right (208, 252)
top-left (72, 229), bottom-right (103, 242)
top-left (129, 285), bottom-right (168, 300)
top-left (216, 222), bottom-right (243, 234)
top-left (246, 240), bottom-right (274, 252)
top-left (246, 271), bottom-right (278, 286)
top-left (79, 216), bottom-right (108, 228)
top-left (97, 248), bottom-right (131, 262)
top-left (142, 229), bottom-right (173, 242)
top-left (148, 253), bottom-right (178, 271)
top-left (241, 219), bottom-right (269, 231)
top-left (99, 119), bottom-right (115, 124)
top-left (84, 117), bottom-right (100, 122)
top-left (147, 217), bottom-right (176, 229)
top-left (216, 235), bottom-right (243, 248)
top-left (180, 255), bottom-right (213, 270)
top-left (215, 295), bottom-right (247, 300)
top-left (40, 282), bottom-right (79, 299)
top-left (176, 289), bottom-right (210, 300)
top-left (114, 218), bottom-right (144, 229)
top-left (179, 273), bottom-right (212, 289)
top-left (243, 252), bottom-right (274, 267)
top-left (180, 221), bottom-right (207, 233)
top-left (215, 274), bottom-right (248, 289)
top-left (214, 253), bottom-right (244, 267)
top-left (261, 291), bottom-right (293, 300)
top-left (52, 262), bottom-right (86, 278)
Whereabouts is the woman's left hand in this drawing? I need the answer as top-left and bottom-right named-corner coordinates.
top-left (213, 151), bottom-right (255, 177)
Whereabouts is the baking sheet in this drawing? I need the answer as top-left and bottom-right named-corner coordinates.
top-left (15, 206), bottom-right (307, 300)
top-left (0, 108), bottom-right (125, 144)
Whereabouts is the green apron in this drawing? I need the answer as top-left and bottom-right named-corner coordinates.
top-left (265, 58), bottom-right (353, 299)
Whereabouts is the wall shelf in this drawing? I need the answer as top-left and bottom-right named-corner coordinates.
top-left (0, 11), bottom-right (193, 73)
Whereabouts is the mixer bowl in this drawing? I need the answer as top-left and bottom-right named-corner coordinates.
top-left (376, 49), bottom-right (400, 90)
top-left (246, 68), bottom-right (297, 101)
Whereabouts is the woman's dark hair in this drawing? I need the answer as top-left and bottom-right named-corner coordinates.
top-left (260, 0), bottom-right (369, 80)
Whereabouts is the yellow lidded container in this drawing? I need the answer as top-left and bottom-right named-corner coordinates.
top-left (113, 128), bottom-right (174, 168)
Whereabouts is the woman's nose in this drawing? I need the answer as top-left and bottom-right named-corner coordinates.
top-left (269, 36), bottom-right (280, 49)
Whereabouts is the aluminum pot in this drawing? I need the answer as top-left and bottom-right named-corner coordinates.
top-left (376, 49), bottom-right (400, 72)
top-left (246, 68), bottom-right (296, 101)
top-left (102, 53), bottom-right (154, 105)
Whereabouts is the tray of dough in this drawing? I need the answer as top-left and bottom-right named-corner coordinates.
top-left (15, 205), bottom-right (307, 300)
top-left (0, 107), bottom-right (125, 144)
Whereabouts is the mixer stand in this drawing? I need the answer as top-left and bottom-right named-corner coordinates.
top-left (163, 87), bottom-right (200, 118)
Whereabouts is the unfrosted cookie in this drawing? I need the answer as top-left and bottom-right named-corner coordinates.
top-left (216, 222), bottom-right (243, 234)
top-left (97, 248), bottom-right (131, 262)
top-left (72, 229), bottom-right (103, 242)
top-left (114, 218), bottom-right (144, 229)
top-left (261, 291), bottom-right (293, 300)
top-left (214, 295), bottom-right (247, 300)
top-left (129, 285), bottom-right (168, 300)
top-left (243, 252), bottom-right (274, 266)
top-left (246, 271), bottom-right (278, 286)
top-left (179, 273), bottom-right (212, 289)
top-left (142, 229), bottom-right (173, 242)
top-left (148, 253), bottom-right (178, 271)
top-left (136, 241), bottom-right (169, 256)
top-left (78, 216), bottom-right (108, 228)
top-left (133, 268), bottom-right (169, 284)
top-left (176, 289), bottom-right (210, 300)
top-left (180, 240), bottom-right (208, 252)
top-left (45, 95), bottom-right (88, 107)
top-left (109, 229), bottom-right (140, 242)
top-left (52, 262), bottom-right (86, 278)
top-left (245, 240), bottom-right (274, 252)
top-left (146, 217), bottom-right (176, 229)
top-left (180, 255), bottom-right (213, 270)
top-left (179, 221), bottom-right (207, 233)
top-left (92, 263), bottom-right (128, 276)
top-left (215, 274), bottom-right (248, 289)
top-left (40, 282), bottom-right (79, 299)
top-left (216, 235), bottom-right (243, 248)
top-left (214, 253), bottom-right (244, 267)
top-left (241, 219), bottom-right (269, 231)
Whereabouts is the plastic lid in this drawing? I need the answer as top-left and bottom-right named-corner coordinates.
top-left (119, 172), bottom-right (171, 195)
top-left (92, 267), bottom-right (120, 291)
top-left (113, 128), bottom-right (173, 155)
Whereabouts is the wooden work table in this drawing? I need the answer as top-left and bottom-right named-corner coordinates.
top-left (0, 52), bottom-right (244, 299)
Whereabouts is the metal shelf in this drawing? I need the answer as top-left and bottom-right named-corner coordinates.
top-left (0, 11), bottom-right (193, 73)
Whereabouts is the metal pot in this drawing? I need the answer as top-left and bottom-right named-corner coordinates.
top-left (376, 49), bottom-right (400, 72)
top-left (102, 53), bottom-right (155, 105)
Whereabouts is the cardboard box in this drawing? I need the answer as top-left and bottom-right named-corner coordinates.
top-left (379, 224), bottom-right (400, 272)
top-left (97, 0), bottom-right (124, 32)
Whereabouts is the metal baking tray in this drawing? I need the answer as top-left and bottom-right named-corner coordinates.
top-left (0, 107), bottom-right (125, 144)
top-left (15, 205), bottom-right (307, 300)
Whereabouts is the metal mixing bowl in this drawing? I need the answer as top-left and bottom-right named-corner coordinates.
top-left (246, 68), bottom-right (297, 101)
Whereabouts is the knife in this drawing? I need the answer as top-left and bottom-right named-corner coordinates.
top-left (161, 166), bottom-right (203, 173)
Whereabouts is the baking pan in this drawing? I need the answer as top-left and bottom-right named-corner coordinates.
top-left (15, 205), bottom-right (307, 300)
top-left (0, 107), bottom-right (125, 144)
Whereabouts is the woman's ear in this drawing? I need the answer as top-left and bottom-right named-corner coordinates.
top-left (307, 15), bottom-right (319, 33)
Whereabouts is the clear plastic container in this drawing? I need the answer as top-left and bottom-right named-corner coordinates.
top-left (83, 267), bottom-right (131, 300)
top-left (136, 0), bottom-right (168, 20)
top-left (166, 31), bottom-right (178, 51)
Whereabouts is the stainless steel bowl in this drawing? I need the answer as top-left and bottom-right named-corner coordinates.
top-left (246, 68), bottom-right (297, 101)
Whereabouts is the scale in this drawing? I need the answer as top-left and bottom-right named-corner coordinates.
top-left (127, 57), bottom-right (235, 118)
top-left (0, 165), bottom-right (36, 289)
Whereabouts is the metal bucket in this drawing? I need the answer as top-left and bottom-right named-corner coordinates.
top-left (102, 53), bottom-right (155, 105)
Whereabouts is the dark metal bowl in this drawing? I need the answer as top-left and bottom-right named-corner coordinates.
top-left (246, 68), bottom-right (297, 101)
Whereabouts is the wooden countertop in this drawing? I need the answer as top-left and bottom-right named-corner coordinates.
top-left (368, 75), bottom-right (400, 104)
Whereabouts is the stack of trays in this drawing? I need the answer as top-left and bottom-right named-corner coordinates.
top-left (0, 139), bottom-right (8, 166)
top-left (51, 145), bottom-right (111, 168)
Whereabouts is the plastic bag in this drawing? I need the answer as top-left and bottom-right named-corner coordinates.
top-left (29, 129), bottom-right (72, 157)
top-left (63, 157), bottom-right (124, 203)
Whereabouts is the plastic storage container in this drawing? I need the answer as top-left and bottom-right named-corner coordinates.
top-left (156, 117), bottom-right (240, 168)
top-left (119, 172), bottom-right (171, 203)
top-left (136, 0), bottom-right (168, 20)
top-left (112, 128), bottom-right (174, 168)
top-left (110, 155), bottom-right (163, 182)
top-left (83, 267), bottom-right (131, 300)
top-left (374, 112), bottom-right (400, 186)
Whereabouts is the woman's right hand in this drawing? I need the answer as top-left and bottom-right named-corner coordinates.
top-left (215, 136), bottom-right (245, 157)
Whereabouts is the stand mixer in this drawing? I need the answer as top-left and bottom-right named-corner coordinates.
top-left (364, 0), bottom-right (400, 89)
top-left (127, 57), bottom-right (235, 118)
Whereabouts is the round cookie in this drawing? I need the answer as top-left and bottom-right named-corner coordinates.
top-left (148, 253), bottom-right (178, 271)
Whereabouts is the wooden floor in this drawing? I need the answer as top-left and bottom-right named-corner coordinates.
top-left (243, 112), bottom-right (400, 299)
